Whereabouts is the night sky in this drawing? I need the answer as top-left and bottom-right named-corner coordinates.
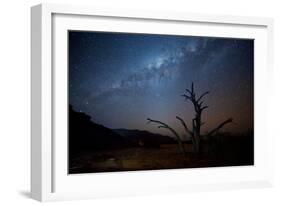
top-left (69, 31), bottom-right (253, 137)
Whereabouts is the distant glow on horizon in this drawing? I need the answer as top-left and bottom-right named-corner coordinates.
top-left (69, 31), bottom-right (254, 136)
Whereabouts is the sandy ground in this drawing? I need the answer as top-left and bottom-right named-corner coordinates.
top-left (69, 141), bottom-right (253, 174)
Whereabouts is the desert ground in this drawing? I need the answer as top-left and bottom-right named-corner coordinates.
top-left (69, 135), bottom-right (253, 174)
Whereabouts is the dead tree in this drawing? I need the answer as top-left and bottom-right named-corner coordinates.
top-left (180, 82), bottom-right (209, 152)
top-left (148, 82), bottom-right (233, 154)
top-left (181, 82), bottom-right (233, 152)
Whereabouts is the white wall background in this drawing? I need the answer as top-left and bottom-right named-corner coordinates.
top-left (0, 0), bottom-right (280, 205)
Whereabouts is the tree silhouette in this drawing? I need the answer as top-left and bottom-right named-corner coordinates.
top-left (147, 82), bottom-right (233, 154)
top-left (147, 118), bottom-right (187, 156)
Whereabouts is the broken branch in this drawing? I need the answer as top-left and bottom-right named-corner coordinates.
top-left (147, 118), bottom-right (186, 155)
top-left (197, 91), bottom-right (210, 102)
top-left (176, 116), bottom-right (193, 137)
top-left (207, 118), bottom-right (233, 137)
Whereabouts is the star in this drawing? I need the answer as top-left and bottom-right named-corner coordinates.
top-left (69, 31), bottom-right (253, 134)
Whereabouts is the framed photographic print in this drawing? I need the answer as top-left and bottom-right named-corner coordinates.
top-left (31, 3), bottom-right (274, 201)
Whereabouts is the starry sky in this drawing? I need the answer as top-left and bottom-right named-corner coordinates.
top-left (69, 31), bottom-right (254, 137)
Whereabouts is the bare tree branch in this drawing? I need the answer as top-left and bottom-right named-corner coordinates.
top-left (185, 89), bottom-right (193, 96)
top-left (147, 118), bottom-right (186, 155)
top-left (207, 118), bottom-right (233, 137)
top-left (148, 82), bottom-right (232, 154)
top-left (197, 91), bottom-right (210, 103)
top-left (158, 126), bottom-right (165, 129)
top-left (181, 94), bottom-right (192, 101)
top-left (181, 83), bottom-right (212, 152)
top-left (176, 116), bottom-right (196, 148)
top-left (200, 106), bottom-right (208, 112)
top-left (176, 116), bottom-right (193, 137)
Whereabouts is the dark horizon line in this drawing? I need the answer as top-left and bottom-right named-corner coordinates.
top-left (69, 104), bottom-right (253, 137)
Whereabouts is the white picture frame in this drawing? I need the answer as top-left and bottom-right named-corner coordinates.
top-left (31, 3), bottom-right (274, 202)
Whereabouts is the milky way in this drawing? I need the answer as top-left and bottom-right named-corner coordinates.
top-left (69, 31), bottom-right (253, 137)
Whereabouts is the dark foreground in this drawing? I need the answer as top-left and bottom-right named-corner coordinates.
top-left (69, 135), bottom-right (253, 174)
top-left (68, 106), bottom-right (253, 174)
